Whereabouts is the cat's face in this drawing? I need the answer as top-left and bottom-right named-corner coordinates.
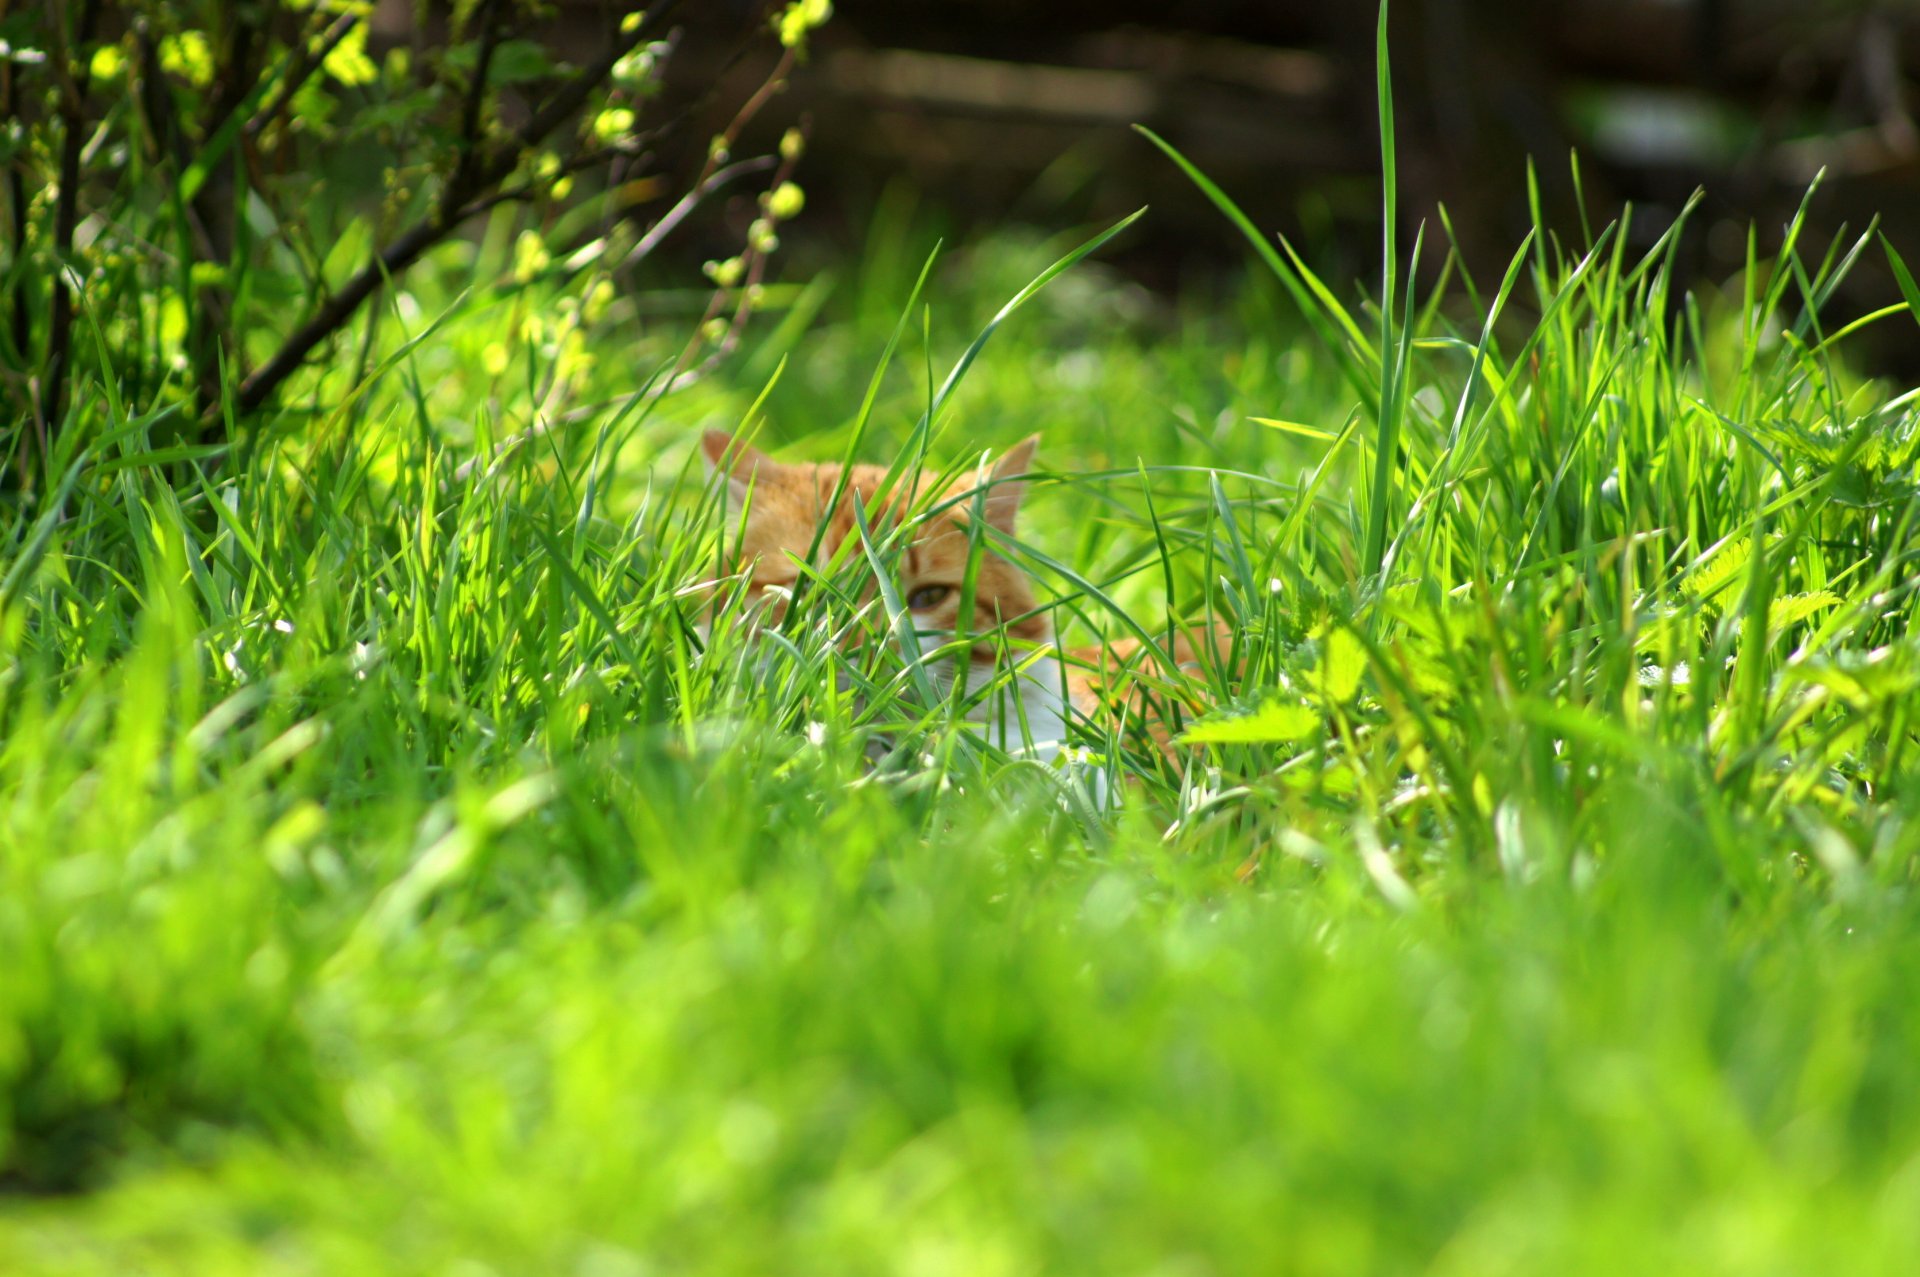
top-left (698, 431), bottom-right (1050, 656)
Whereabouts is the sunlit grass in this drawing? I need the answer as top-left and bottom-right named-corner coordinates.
top-left (3, 63), bottom-right (1920, 1270)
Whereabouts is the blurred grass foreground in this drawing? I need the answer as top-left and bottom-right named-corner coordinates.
top-left (4, 1), bottom-right (1920, 1273)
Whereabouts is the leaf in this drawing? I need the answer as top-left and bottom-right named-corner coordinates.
top-left (321, 217), bottom-right (373, 291)
top-left (1181, 698), bottom-right (1319, 745)
top-left (1632, 605), bottom-right (1696, 654)
top-left (323, 23), bottom-right (378, 87)
top-left (486, 40), bottom-right (560, 86)
top-left (1767, 591), bottom-right (1840, 633)
top-left (1315, 628), bottom-right (1367, 704)
top-left (1783, 646), bottom-right (1920, 711)
top-left (160, 31), bottom-right (213, 85)
top-left (1134, 125), bottom-right (1375, 411)
top-left (1679, 535), bottom-right (1752, 605)
top-left (1250, 416), bottom-right (1338, 442)
top-left (1392, 636), bottom-right (1458, 702)
top-left (1882, 233), bottom-right (1920, 334)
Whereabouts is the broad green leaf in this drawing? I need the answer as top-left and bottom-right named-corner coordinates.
top-left (1680, 535), bottom-right (1752, 605)
top-left (1768, 591), bottom-right (1841, 633)
top-left (1315, 628), bottom-right (1367, 704)
top-left (1181, 699), bottom-right (1319, 745)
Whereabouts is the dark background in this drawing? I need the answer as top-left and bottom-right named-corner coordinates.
top-left (388, 0), bottom-right (1920, 368)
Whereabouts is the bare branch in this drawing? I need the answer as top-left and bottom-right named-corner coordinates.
top-left (618, 156), bottom-right (778, 269)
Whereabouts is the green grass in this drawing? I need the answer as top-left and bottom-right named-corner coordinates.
top-left (5, 115), bottom-right (1920, 1273)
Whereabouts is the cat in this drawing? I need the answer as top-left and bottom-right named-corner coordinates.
top-left (697, 430), bottom-right (1232, 768)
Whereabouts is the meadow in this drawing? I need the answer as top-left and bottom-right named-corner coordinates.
top-left (4, 65), bottom-right (1920, 1277)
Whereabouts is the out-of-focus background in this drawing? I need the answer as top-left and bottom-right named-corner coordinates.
top-left (371, 0), bottom-right (1920, 368)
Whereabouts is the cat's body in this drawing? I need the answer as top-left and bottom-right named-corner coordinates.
top-left (699, 431), bottom-right (1228, 761)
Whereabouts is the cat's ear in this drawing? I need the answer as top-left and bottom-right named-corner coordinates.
top-left (981, 434), bottom-right (1040, 533)
top-left (700, 430), bottom-right (775, 510)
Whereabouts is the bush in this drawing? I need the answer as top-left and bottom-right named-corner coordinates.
top-left (0, 0), bottom-right (827, 480)
top-left (0, 0), bottom-right (829, 1191)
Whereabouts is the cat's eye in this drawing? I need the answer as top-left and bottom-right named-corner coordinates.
top-left (905, 584), bottom-right (952, 611)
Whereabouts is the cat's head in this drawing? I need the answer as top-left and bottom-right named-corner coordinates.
top-left (698, 430), bottom-right (1050, 655)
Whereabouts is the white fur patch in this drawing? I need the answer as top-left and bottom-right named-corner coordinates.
top-left (916, 633), bottom-right (1070, 751)
top-left (914, 632), bottom-right (1113, 810)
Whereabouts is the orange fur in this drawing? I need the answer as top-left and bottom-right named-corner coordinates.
top-left (1064, 622), bottom-right (1240, 750)
top-left (699, 430), bottom-right (1048, 649)
top-left (698, 431), bottom-right (1234, 750)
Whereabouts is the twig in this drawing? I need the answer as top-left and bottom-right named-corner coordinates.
top-left (38, 0), bottom-right (101, 443)
top-left (451, 0), bottom-right (507, 192)
top-left (472, 162), bottom-right (771, 468)
top-left (694, 48), bottom-right (795, 191)
top-left (187, 12), bottom-right (269, 424)
top-left (245, 11), bottom-right (359, 143)
top-left (456, 135), bottom-right (685, 220)
top-left (598, 29), bottom-right (683, 242)
top-left (618, 156), bottom-right (778, 268)
top-left (603, 48), bottom-right (811, 401)
top-left (135, 24), bottom-right (220, 266)
top-left (1, 0), bottom-right (32, 387)
top-left (234, 0), bottom-right (686, 417)
top-left (664, 117), bottom-right (811, 393)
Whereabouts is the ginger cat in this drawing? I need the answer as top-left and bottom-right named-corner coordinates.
top-left (698, 430), bottom-right (1229, 760)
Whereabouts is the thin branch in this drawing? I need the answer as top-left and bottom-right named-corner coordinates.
top-left (451, 0), bottom-right (508, 192)
top-left (38, 0), bottom-right (102, 442)
top-left (234, 217), bottom-right (442, 416)
top-left (598, 29), bottom-right (682, 242)
top-left (665, 118), bottom-right (811, 394)
top-left (457, 147), bottom-right (782, 484)
top-left (461, 2), bottom-right (506, 131)
top-left (245, 11), bottom-right (359, 143)
top-left (135, 23), bottom-right (220, 265)
top-left (234, 0), bottom-right (686, 417)
top-left (188, 8), bottom-right (268, 423)
top-left (504, 1), bottom-right (684, 167)
top-left (0, 0), bottom-right (32, 385)
top-left (442, 138), bottom-right (706, 222)
top-left (700, 47), bottom-right (796, 186)
top-left (618, 156), bottom-right (778, 268)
